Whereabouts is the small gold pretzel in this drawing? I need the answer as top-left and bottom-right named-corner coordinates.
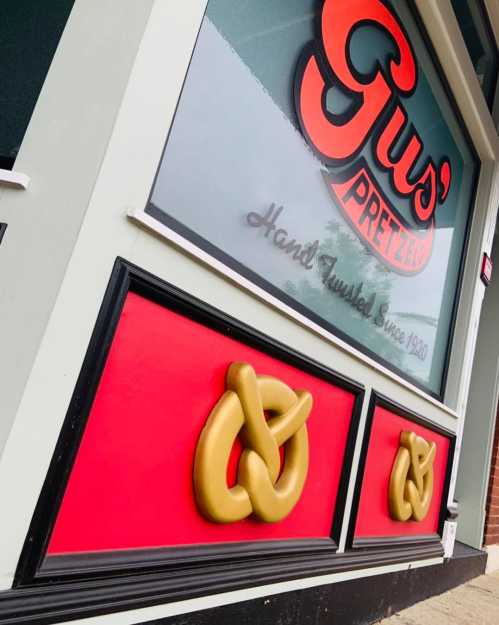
top-left (389, 431), bottom-right (436, 522)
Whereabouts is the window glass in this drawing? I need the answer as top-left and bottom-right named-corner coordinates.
top-left (451, 0), bottom-right (498, 110)
top-left (0, 0), bottom-right (75, 169)
top-left (145, 0), bottom-right (478, 398)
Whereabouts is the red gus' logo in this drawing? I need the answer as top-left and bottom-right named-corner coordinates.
top-left (294, 0), bottom-right (451, 275)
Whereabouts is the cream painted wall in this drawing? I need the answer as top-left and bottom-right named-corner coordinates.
top-left (0, 0), bottom-right (155, 456)
top-left (457, 225), bottom-right (499, 548)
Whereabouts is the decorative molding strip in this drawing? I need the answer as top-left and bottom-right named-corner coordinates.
top-left (353, 534), bottom-right (441, 551)
top-left (0, 168), bottom-right (30, 190)
top-left (0, 543), bottom-right (443, 625)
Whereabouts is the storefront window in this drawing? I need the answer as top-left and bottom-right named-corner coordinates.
top-left (0, 0), bottom-right (75, 169)
top-left (451, 0), bottom-right (498, 111)
top-left (144, 0), bottom-right (478, 398)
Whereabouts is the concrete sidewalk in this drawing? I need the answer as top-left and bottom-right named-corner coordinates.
top-left (377, 572), bottom-right (499, 624)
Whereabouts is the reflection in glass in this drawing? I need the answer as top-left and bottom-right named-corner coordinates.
top-left (146, 0), bottom-right (478, 396)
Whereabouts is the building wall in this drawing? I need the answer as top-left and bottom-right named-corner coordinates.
top-left (0, 1), bottom-right (498, 623)
top-left (456, 230), bottom-right (499, 548)
top-left (484, 407), bottom-right (499, 546)
top-left (0, 0), bottom-right (155, 458)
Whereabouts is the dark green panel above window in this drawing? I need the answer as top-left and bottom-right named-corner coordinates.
top-left (0, 0), bottom-right (75, 170)
top-left (451, 0), bottom-right (498, 111)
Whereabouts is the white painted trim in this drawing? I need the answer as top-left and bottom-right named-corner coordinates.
top-left (0, 168), bottom-right (30, 189)
top-left (486, 544), bottom-right (499, 574)
top-left (64, 558), bottom-right (443, 625)
top-left (445, 164), bottom-right (499, 506)
top-left (130, 210), bottom-right (459, 418)
top-left (337, 387), bottom-right (372, 552)
top-left (414, 0), bottom-right (499, 162)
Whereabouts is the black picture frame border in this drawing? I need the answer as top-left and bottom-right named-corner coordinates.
top-left (14, 256), bottom-right (366, 589)
top-left (345, 391), bottom-right (456, 552)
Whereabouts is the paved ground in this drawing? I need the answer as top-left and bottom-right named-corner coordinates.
top-left (377, 572), bottom-right (499, 625)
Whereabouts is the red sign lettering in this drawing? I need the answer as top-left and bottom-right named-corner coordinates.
top-left (324, 160), bottom-right (434, 275)
top-left (294, 0), bottom-right (452, 273)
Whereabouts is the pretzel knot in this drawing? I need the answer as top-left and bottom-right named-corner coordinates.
top-left (194, 362), bottom-right (313, 523)
top-left (389, 431), bottom-right (436, 522)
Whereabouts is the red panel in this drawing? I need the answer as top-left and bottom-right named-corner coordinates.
top-left (47, 292), bottom-right (357, 555)
top-left (354, 405), bottom-right (451, 538)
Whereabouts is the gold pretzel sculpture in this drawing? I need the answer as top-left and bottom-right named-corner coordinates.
top-left (389, 431), bottom-right (436, 522)
top-left (194, 362), bottom-right (313, 523)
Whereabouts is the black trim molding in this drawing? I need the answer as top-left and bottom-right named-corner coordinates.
top-left (0, 542), bottom-right (445, 625)
top-left (138, 544), bottom-right (486, 625)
